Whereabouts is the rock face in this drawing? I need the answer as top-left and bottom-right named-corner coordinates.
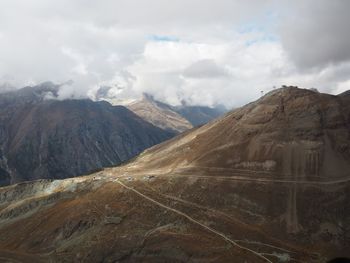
top-left (0, 83), bottom-right (172, 185)
top-left (0, 86), bottom-right (349, 262)
top-left (126, 86), bottom-right (350, 257)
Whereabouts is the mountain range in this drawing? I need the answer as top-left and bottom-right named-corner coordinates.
top-left (0, 82), bottom-right (173, 186)
top-left (125, 94), bottom-right (193, 133)
top-left (0, 83), bottom-right (226, 186)
top-left (0, 86), bottom-right (348, 262)
top-left (95, 87), bottom-right (227, 134)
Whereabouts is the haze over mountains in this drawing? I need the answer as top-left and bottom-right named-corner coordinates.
top-left (0, 86), bottom-right (348, 262)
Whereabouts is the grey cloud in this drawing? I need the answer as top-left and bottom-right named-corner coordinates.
top-left (279, 0), bottom-right (350, 70)
top-left (0, 0), bottom-right (350, 108)
top-left (183, 59), bottom-right (228, 79)
top-left (0, 0), bottom-right (269, 31)
top-left (0, 0), bottom-right (271, 104)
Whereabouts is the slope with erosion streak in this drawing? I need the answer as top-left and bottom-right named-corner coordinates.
top-left (131, 87), bottom-right (350, 180)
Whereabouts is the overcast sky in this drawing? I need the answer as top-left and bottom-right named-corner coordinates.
top-left (0, 0), bottom-right (349, 107)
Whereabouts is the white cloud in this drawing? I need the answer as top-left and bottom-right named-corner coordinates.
top-left (126, 37), bottom-right (291, 107)
top-left (335, 80), bottom-right (350, 95)
top-left (0, 0), bottom-right (349, 107)
top-left (183, 59), bottom-right (228, 79)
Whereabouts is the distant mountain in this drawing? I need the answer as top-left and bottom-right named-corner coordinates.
top-left (172, 104), bottom-right (227, 126)
top-left (126, 94), bottom-right (193, 134)
top-left (0, 82), bottom-right (15, 94)
top-left (340, 89), bottom-right (350, 96)
top-left (97, 89), bottom-right (227, 133)
top-left (0, 82), bottom-right (172, 186)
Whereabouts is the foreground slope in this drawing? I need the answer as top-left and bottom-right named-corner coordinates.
top-left (0, 83), bottom-right (172, 185)
top-left (0, 86), bottom-right (349, 262)
top-left (134, 86), bottom-right (350, 177)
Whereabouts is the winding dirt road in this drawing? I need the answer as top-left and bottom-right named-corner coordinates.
top-left (115, 179), bottom-right (273, 263)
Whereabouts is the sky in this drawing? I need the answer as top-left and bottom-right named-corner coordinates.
top-left (0, 0), bottom-right (349, 107)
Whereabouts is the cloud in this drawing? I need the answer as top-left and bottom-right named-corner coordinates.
top-left (127, 39), bottom-right (288, 107)
top-left (183, 59), bottom-right (228, 79)
top-left (0, 1), bottom-right (349, 107)
top-left (279, 0), bottom-right (350, 70)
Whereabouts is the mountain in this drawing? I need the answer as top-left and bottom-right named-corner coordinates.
top-left (172, 103), bottom-right (227, 126)
top-left (127, 95), bottom-right (227, 130)
top-left (126, 94), bottom-right (193, 133)
top-left (134, 86), bottom-right (350, 176)
top-left (0, 86), bottom-right (349, 262)
top-left (0, 82), bottom-right (15, 94)
top-left (97, 89), bottom-right (227, 133)
top-left (0, 82), bottom-right (172, 186)
top-left (340, 90), bottom-right (350, 97)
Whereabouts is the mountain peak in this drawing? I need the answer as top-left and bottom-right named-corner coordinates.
top-left (128, 94), bottom-right (193, 133)
top-left (261, 85), bottom-right (317, 100)
top-left (0, 90), bottom-right (172, 186)
top-left (31, 81), bottom-right (60, 97)
top-left (141, 92), bottom-right (155, 102)
top-left (133, 85), bottom-right (350, 179)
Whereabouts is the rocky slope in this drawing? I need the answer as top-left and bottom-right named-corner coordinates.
top-left (126, 94), bottom-right (193, 134)
top-left (0, 86), bottom-right (349, 262)
top-left (96, 89), bottom-right (227, 133)
top-left (134, 86), bottom-right (350, 177)
top-left (0, 83), bottom-right (172, 186)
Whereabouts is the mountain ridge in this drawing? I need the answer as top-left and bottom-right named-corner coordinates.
top-left (95, 87), bottom-right (227, 133)
top-left (0, 83), bottom-right (173, 186)
top-left (131, 86), bottom-right (350, 178)
top-left (126, 93), bottom-right (193, 133)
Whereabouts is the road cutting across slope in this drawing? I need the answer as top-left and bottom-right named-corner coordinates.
top-left (142, 184), bottom-right (320, 260)
top-left (107, 166), bottom-right (350, 186)
top-left (114, 179), bottom-right (273, 263)
top-left (121, 169), bottom-right (350, 186)
top-left (176, 173), bottom-right (350, 185)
